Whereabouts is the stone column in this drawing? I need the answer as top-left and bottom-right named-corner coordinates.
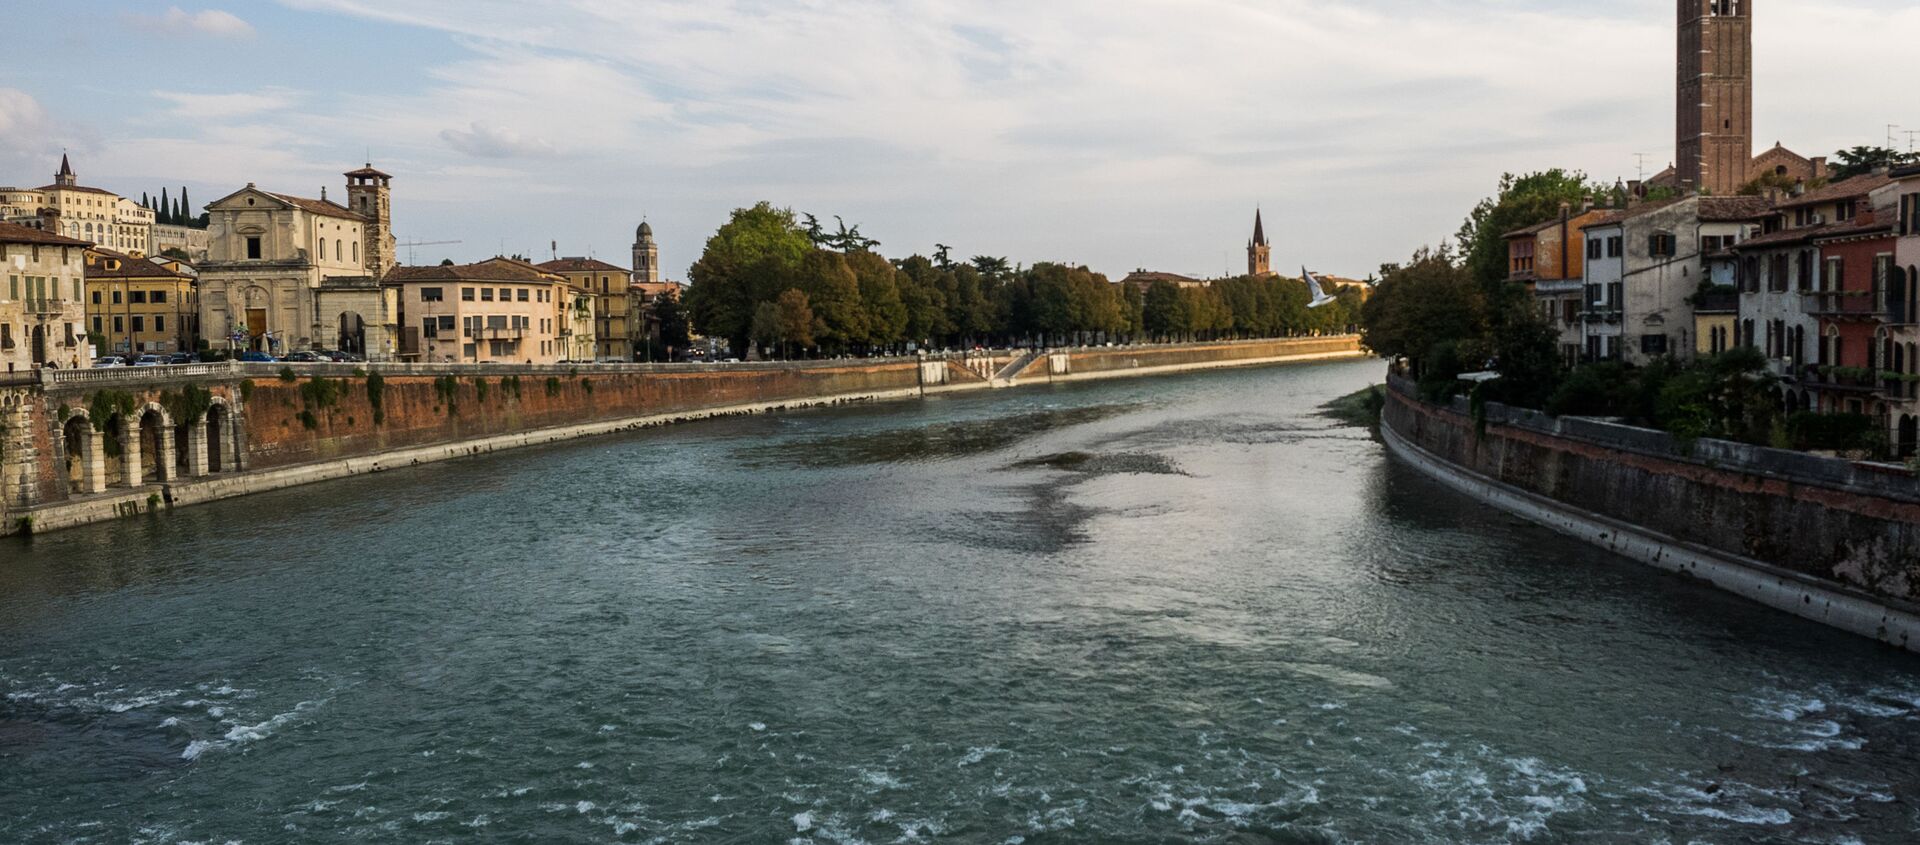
top-left (121, 417), bottom-right (143, 488)
top-left (153, 423), bottom-right (176, 483)
top-left (82, 429), bottom-right (106, 494)
top-left (185, 422), bottom-right (209, 477)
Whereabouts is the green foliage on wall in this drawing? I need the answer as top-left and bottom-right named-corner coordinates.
top-left (434, 375), bottom-right (461, 416)
top-left (239, 380), bottom-right (255, 402)
top-left (502, 376), bottom-right (521, 400)
top-left (87, 390), bottom-right (136, 432)
top-left (474, 377), bottom-right (491, 403)
top-left (581, 378), bottom-right (593, 395)
top-left (366, 372), bottom-right (386, 425)
top-left (279, 366), bottom-right (297, 382)
top-left (545, 377), bottom-right (561, 397)
top-left (160, 383), bottom-right (213, 426)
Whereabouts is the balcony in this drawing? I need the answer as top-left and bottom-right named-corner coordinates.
top-left (482, 325), bottom-right (525, 339)
top-left (1692, 292), bottom-right (1739, 314)
top-left (1580, 306), bottom-right (1622, 324)
top-left (1802, 365), bottom-right (1891, 396)
top-left (1802, 291), bottom-right (1888, 320)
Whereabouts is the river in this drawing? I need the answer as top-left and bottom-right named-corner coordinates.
top-left (2, 358), bottom-right (1917, 843)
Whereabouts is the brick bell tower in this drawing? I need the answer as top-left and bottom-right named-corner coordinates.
top-left (1676, 0), bottom-right (1753, 196)
top-left (1247, 208), bottom-right (1272, 277)
top-left (344, 163), bottom-right (395, 275)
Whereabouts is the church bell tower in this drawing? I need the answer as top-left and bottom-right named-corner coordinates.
top-left (632, 221), bottom-right (659, 284)
top-left (1676, 0), bottom-right (1753, 195)
top-left (344, 163), bottom-right (395, 274)
top-left (1247, 209), bottom-right (1272, 277)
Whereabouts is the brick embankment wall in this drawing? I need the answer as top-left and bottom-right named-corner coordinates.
top-left (1063, 336), bottom-right (1361, 377)
top-left (241, 362), bottom-right (922, 471)
top-left (1381, 375), bottom-right (1920, 652)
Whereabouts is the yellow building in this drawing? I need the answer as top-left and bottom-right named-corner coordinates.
top-left (0, 156), bottom-right (154, 255)
top-left (0, 221), bottom-right (92, 371)
top-left (85, 249), bottom-right (199, 356)
top-left (537, 258), bottom-right (631, 360)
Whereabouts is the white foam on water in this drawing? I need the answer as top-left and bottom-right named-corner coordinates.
top-left (792, 811), bottom-right (814, 832)
top-left (575, 800), bottom-right (596, 814)
top-left (576, 761), bottom-right (595, 769)
top-left (751, 722), bottom-right (768, 731)
top-left (856, 767), bottom-right (906, 790)
top-left (180, 740), bottom-right (215, 760)
top-left (411, 811), bottom-right (451, 822)
top-left (957, 746), bottom-right (1002, 767)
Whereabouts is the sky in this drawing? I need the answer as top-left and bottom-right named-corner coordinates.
top-left (2, 1), bottom-right (1916, 281)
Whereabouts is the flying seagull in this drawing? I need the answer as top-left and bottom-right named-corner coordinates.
top-left (1303, 268), bottom-right (1337, 309)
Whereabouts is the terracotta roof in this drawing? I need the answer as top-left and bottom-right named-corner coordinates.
top-left (0, 220), bottom-right (91, 247)
top-left (1580, 198), bottom-right (1686, 229)
top-left (266, 192), bottom-right (365, 221)
top-left (343, 164), bottom-right (391, 179)
top-left (387, 257), bottom-right (562, 284)
top-left (84, 248), bottom-right (191, 280)
top-left (1503, 219), bottom-right (1560, 239)
top-left (33, 183), bottom-right (118, 196)
top-left (538, 257), bottom-right (629, 274)
top-left (1696, 196), bottom-right (1774, 222)
top-left (1729, 219), bottom-right (1893, 250)
top-left (1773, 173), bottom-right (1896, 210)
top-left (1119, 270), bottom-right (1205, 286)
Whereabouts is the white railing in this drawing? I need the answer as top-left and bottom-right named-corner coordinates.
top-left (43, 361), bottom-right (240, 386)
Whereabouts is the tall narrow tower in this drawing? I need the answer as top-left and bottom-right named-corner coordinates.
top-left (1247, 209), bottom-right (1272, 277)
top-left (632, 221), bottom-right (659, 284)
top-left (1676, 0), bottom-right (1753, 196)
top-left (53, 154), bottom-right (76, 187)
top-left (344, 163), bottom-right (395, 274)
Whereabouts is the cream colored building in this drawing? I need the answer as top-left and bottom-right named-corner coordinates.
top-left (196, 164), bottom-right (399, 358)
top-left (152, 223), bottom-right (211, 262)
top-left (392, 258), bottom-right (575, 363)
top-left (538, 257), bottom-right (630, 360)
top-left (1, 221), bottom-right (92, 371)
top-left (0, 156), bottom-right (154, 256)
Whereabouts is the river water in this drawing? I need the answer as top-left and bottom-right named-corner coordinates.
top-left (2, 358), bottom-right (1918, 844)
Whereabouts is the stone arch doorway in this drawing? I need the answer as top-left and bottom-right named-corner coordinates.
top-left (336, 311), bottom-right (366, 355)
top-left (30, 324), bottom-right (46, 365)
top-left (62, 413), bottom-right (98, 494)
top-left (206, 402), bottom-right (229, 473)
top-left (135, 405), bottom-right (168, 485)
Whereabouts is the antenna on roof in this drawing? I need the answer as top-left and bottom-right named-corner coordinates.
top-left (1633, 153), bottom-right (1652, 183)
top-left (1905, 130), bottom-right (1920, 154)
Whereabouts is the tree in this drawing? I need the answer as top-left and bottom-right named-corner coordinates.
top-left (1456, 170), bottom-right (1599, 292)
top-left (653, 292), bottom-right (691, 357)
top-left (847, 249), bottom-right (907, 349)
top-left (795, 250), bottom-right (867, 352)
top-left (773, 288), bottom-right (817, 358)
top-left (1358, 246), bottom-right (1487, 380)
top-left (179, 186), bottom-right (191, 223)
top-left (933, 244), bottom-right (953, 270)
top-left (972, 255), bottom-right (1011, 281)
top-left (1142, 280), bottom-right (1186, 341)
top-left (1828, 145), bottom-right (1917, 180)
top-left (158, 187), bottom-right (172, 225)
top-left (685, 202), bottom-right (813, 355)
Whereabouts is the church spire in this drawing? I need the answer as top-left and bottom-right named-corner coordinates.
top-left (1251, 208), bottom-right (1267, 247)
top-left (54, 153), bottom-right (75, 187)
top-left (1247, 208), bottom-right (1272, 277)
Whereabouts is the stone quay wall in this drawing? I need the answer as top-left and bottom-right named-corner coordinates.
top-left (1381, 374), bottom-right (1920, 654)
top-left (0, 336), bottom-right (1364, 536)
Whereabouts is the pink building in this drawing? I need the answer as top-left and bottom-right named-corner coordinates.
top-left (390, 257), bottom-right (576, 363)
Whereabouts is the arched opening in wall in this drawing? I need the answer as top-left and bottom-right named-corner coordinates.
top-left (335, 312), bottom-right (366, 355)
top-left (62, 414), bottom-right (92, 493)
top-left (1902, 415), bottom-right (1918, 459)
top-left (206, 404), bottom-right (227, 473)
top-left (102, 413), bottom-right (127, 486)
top-left (139, 408), bottom-right (164, 482)
top-left (29, 324), bottom-right (46, 365)
top-left (1783, 389), bottom-right (1800, 414)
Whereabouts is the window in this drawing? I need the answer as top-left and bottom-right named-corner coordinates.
top-left (487, 315), bottom-right (508, 330)
top-left (113, 316), bottom-right (123, 333)
top-left (353, 242), bottom-right (359, 263)
top-left (151, 290), bottom-right (166, 304)
top-left (335, 239), bottom-right (343, 261)
top-left (1648, 233), bottom-right (1676, 257)
top-left (91, 316), bottom-right (101, 333)
top-left (480, 288), bottom-right (494, 302)
top-left (1641, 334), bottom-right (1667, 356)
top-left (463, 343), bottom-right (477, 360)
top-left (1825, 257), bottom-right (1844, 292)
top-left (422, 317), bottom-right (439, 339)
top-left (112, 290), bottom-right (122, 305)
top-left (246, 236), bottom-right (262, 259)
top-left (130, 291), bottom-right (147, 304)
top-left (154, 316), bottom-right (165, 333)
top-left (1606, 236), bottom-right (1622, 258)
top-left (517, 288), bottom-right (530, 302)
top-left (91, 290), bottom-right (100, 305)
top-left (1835, 202), bottom-right (1855, 222)
top-left (461, 287), bottom-right (476, 301)
top-left (498, 288), bottom-right (511, 301)
top-left (421, 287), bottom-right (444, 302)
top-left (438, 316), bottom-right (455, 332)
top-left (463, 316), bottom-right (478, 337)
top-left (131, 316), bottom-right (144, 332)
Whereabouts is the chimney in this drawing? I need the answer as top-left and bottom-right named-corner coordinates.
top-left (1579, 195), bottom-right (1595, 213)
top-left (1558, 201), bottom-right (1571, 221)
top-left (1811, 156), bottom-right (1828, 179)
top-left (1627, 179), bottom-right (1643, 198)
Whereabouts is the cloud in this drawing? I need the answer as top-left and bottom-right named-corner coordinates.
top-left (135, 7), bottom-right (255, 38)
top-left (439, 122), bottom-right (557, 158)
top-left (152, 88), bottom-right (299, 120)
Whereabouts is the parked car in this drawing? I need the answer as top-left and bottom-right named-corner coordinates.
top-left (168, 352), bottom-right (198, 365)
top-left (328, 351), bottom-right (365, 363)
top-left (282, 351), bottom-right (327, 363)
top-left (92, 356), bottom-right (126, 368)
top-left (238, 351), bottom-right (277, 363)
top-left (132, 355), bottom-right (165, 367)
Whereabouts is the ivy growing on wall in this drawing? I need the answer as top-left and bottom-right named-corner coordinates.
top-left (160, 383), bottom-right (213, 426)
top-left (366, 372), bottom-right (386, 425)
top-left (545, 377), bottom-right (561, 397)
top-left (474, 377), bottom-right (490, 403)
top-left (434, 375), bottom-right (461, 416)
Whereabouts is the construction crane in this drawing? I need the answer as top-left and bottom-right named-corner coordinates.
top-left (398, 239), bottom-right (462, 265)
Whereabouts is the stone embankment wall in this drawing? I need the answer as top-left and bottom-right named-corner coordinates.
top-left (1, 336), bottom-right (1363, 536)
top-left (1381, 374), bottom-right (1920, 653)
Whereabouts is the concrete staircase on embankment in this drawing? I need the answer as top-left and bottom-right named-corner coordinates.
top-left (990, 350), bottom-right (1047, 388)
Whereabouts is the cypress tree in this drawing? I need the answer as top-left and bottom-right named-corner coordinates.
top-left (173, 197), bottom-right (184, 226)
top-left (179, 186), bottom-right (190, 223)
top-left (141, 191), bottom-right (149, 209)
top-left (159, 188), bottom-right (171, 225)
